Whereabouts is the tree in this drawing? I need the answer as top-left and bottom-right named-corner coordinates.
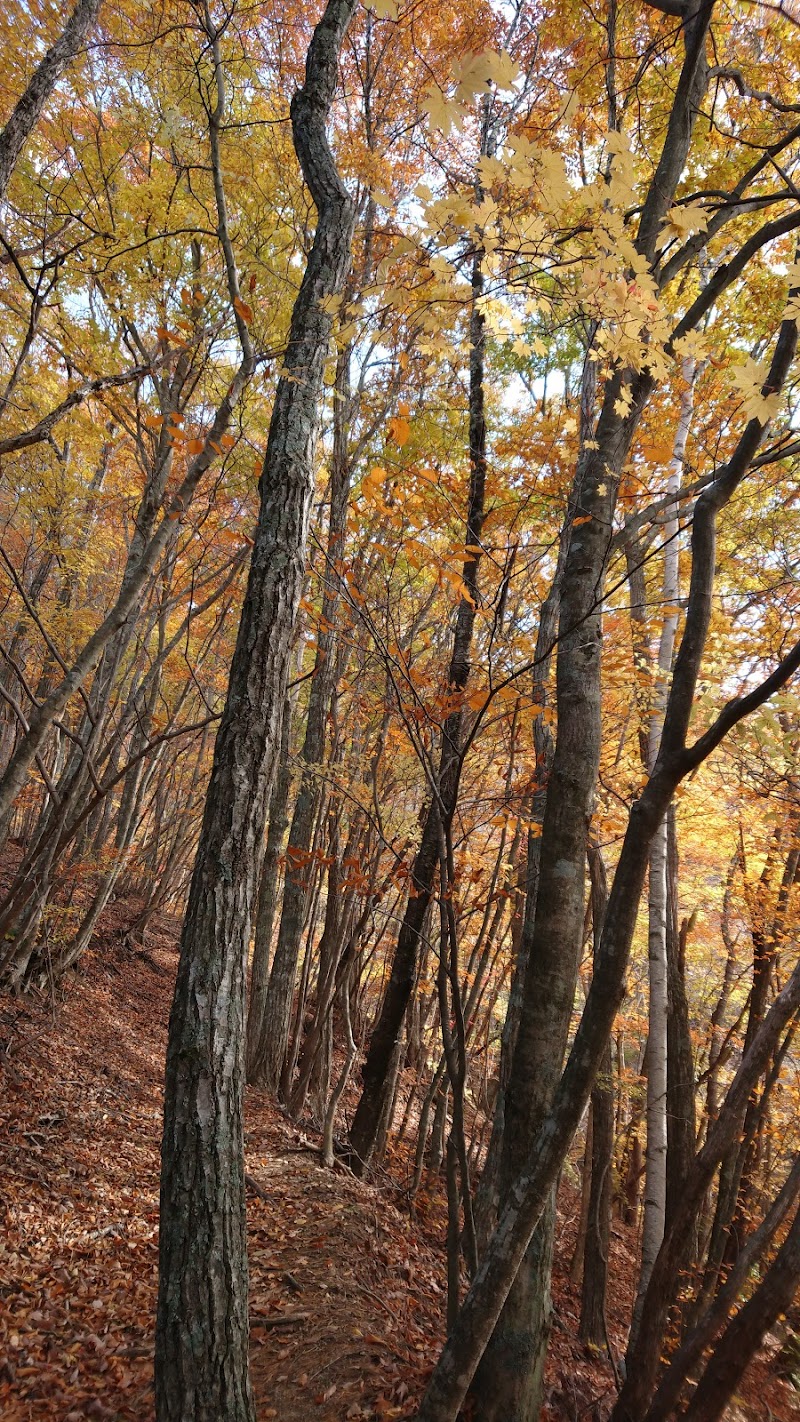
top-left (155, 2), bottom-right (357, 1416)
top-left (3, 2), bottom-right (800, 1417)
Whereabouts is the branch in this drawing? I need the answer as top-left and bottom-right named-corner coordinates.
top-left (683, 637), bottom-right (800, 772)
top-left (641, 0), bottom-right (686, 14)
top-left (0, 366), bottom-right (150, 457)
top-left (669, 208), bottom-right (800, 345)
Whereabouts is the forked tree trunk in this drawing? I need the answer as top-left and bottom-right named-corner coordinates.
top-left (154, 5), bottom-right (357, 1419)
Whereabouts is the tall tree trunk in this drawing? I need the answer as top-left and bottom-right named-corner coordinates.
top-left (154, 5), bottom-right (357, 1418)
top-left (580, 846), bottom-right (613, 1350)
top-left (245, 685), bottom-right (295, 1076)
top-left (469, 359), bottom-right (651, 1421)
top-left (473, 346), bottom-right (592, 1250)
top-left (664, 807), bottom-right (696, 1233)
top-left (412, 283), bottom-right (797, 1422)
top-left (632, 359), bottom-right (695, 1340)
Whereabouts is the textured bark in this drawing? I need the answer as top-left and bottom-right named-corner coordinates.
top-left (245, 691), bottom-right (294, 1076)
top-left (0, 0), bottom-right (101, 203)
top-left (412, 313), bottom-right (798, 1422)
top-left (155, 4), bottom-right (357, 1419)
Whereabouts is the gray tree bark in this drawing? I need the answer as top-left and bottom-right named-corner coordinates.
top-left (0, 0), bottom-right (102, 203)
top-left (154, 4), bottom-right (357, 1418)
top-left (413, 303), bottom-right (798, 1422)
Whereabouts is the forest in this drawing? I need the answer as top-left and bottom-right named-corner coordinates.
top-left (2, 0), bottom-right (800, 1419)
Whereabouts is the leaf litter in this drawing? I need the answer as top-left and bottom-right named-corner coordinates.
top-left (1, 910), bottom-right (798, 1422)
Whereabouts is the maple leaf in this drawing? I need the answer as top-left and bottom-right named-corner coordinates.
top-left (421, 84), bottom-right (462, 135)
top-left (656, 200), bottom-right (708, 249)
top-left (730, 357), bottom-right (783, 424)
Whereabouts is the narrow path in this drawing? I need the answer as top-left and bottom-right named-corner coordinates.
top-left (1, 917), bottom-right (796, 1421)
top-left (0, 923), bottom-right (443, 1422)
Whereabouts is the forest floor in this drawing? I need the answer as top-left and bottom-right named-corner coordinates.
top-left (1, 912), bottom-right (798, 1422)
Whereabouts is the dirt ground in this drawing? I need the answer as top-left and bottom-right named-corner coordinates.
top-left (1, 922), bottom-right (798, 1421)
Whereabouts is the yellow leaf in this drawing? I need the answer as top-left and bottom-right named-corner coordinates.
top-left (656, 200), bottom-right (708, 250)
top-left (422, 84), bottom-right (463, 135)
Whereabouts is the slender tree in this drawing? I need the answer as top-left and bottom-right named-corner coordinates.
top-left (155, 3), bottom-right (357, 1417)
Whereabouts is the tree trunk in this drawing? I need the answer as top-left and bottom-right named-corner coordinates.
top-left (154, 5), bottom-right (357, 1418)
top-left (0, 0), bottom-right (102, 203)
top-left (246, 687), bottom-right (294, 1076)
top-left (468, 352), bottom-right (652, 1422)
top-left (580, 846), bottom-right (613, 1350)
top-left (631, 359), bottom-right (695, 1341)
top-left (412, 284), bottom-right (797, 1422)
top-left (665, 808), bottom-right (696, 1233)
top-left (249, 346), bottom-right (353, 1094)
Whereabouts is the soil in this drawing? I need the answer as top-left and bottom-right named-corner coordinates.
top-left (1, 916), bottom-right (798, 1421)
